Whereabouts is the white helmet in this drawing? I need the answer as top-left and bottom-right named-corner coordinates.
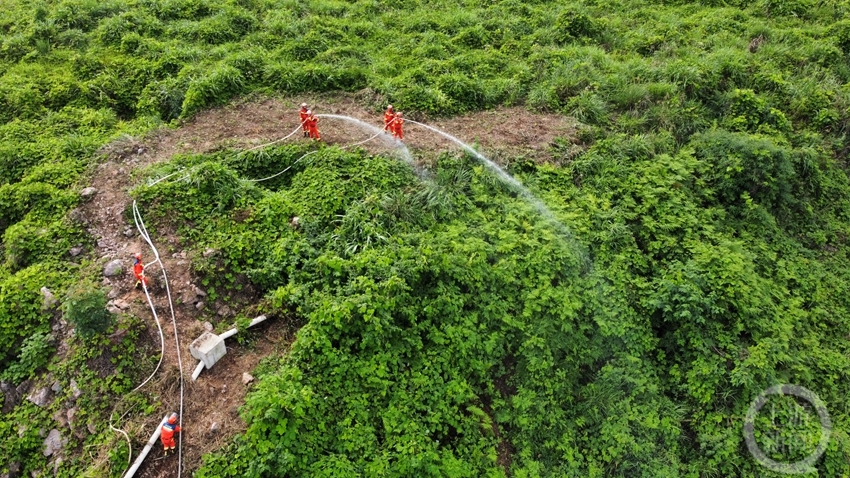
top-left (306, 109), bottom-right (312, 115)
top-left (301, 103), bottom-right (307, 108)
top-left (387, 104), bottom-right (393, 110)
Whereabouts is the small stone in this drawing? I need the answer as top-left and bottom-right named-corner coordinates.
top-left (172, 252), bottom-right (186, 259)
top-left (195, 301), bottom-right (205, 311)
top-left (52, 409), bottom-right (68, 428)
top-left (70, 380), bottom-right (81, 398)
top-left (112, 299), bottom-right (130, 310)
top-left (203, 321), bottom-right (213, 332)
top-left (242, 373), bottom-right (254, 385)
top-left (181, 290), bottom-right (196, 305)
top-left (137, 147), bottom-right (144, 155)
top-left (103, 260), bottom-right (123, 277)
top-left (216, 305), bottom-right (232, 317)
top-left (203, 248), bottom-right (217, 258)
top-left (107, 289), bottom-right (120, 299)
top-left (40, 287), bottom-right (58, 310)
top-left (27, 388), bottom-right (51, 407)
top-left (50, 381), bottom-right (62, 394)
top-left (43, 429), bottom-right (61, 456)
top-left (210, 422), bottom-right (220, 432)
top-left (86, 422), bottom-right (96, 434)
top-left (66, 408), bottom-right (78, 429)
top-left (80, 187), bottom-right (97, 200)
top-left (69, 246), bottom-right (84, 257)
top-left (191, 284), bottom-right (207, 297)
top-left (122, 227), bottom-right (136, 238)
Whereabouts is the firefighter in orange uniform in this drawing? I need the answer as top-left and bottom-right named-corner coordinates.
top-left (299, 103), bottom-right (309, 137)
top-left (133, 253), bottom-right (148, 289)
top-left (306, 110), bottom-right (321, 141)
top-left (160, 412), bottom-right (181, 454)
top-left (383, 105), bottom-right (396, 131)
top-left (391, 112), bottom-right (404, 140)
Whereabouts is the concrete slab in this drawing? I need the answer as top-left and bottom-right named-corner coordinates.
top-left (189, 332), bottom-right (226, 369)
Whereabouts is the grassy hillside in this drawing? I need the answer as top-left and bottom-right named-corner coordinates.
top-left (2, 0), bottom-right (850, 476)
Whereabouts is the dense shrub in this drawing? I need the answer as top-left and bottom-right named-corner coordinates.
top-left (62, 282), bottom-right (111, 340)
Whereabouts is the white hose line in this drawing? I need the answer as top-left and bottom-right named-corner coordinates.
top-left (248, 150), bottom-right (320, 183)
top-left (147, 170), bottom-right (184, 187)
top-left (108, 412), bottom-right (132, 476)
top-left (248, 130), bottom-right (383, 183)
top-left (132, 200), bottom-right (185, 478)
top-left (131, 206), bottom-right (165, 394)
top-left (240, 124), bottom-right (304, 154)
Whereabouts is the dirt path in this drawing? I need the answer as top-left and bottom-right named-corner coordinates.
top-left (80, 94), bottom-right (573, 476)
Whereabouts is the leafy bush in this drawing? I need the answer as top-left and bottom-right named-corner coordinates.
top-left (62, 282), bottom-right (112, 340)
top-left (1, 331), bottom-right (54, 384)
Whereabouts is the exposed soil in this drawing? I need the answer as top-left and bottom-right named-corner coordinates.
top-left (78, 93), bottom-right (573, 476)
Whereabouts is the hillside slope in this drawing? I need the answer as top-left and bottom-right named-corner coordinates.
top-left (1, 0), bottom-right (850, 476)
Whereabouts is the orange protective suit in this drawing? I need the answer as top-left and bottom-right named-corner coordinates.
top-left (391, 114), bottom-right (404, 140)
top-left (299, 107), bottom-right (309, 135)
top-left (160, 421), bottom-right (181, 451)
top-left (133, 257), bottom-right (149, 288)
top-left (306, 115), bottom-right (320, 140)
top-left (383, 108), bottom-right (395, 131)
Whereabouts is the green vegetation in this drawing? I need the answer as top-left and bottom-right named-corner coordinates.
top-left (1, 0), bottom-right (850, 476)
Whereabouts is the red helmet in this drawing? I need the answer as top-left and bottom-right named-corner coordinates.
top-left (168, 412), bottom-right (178, 424)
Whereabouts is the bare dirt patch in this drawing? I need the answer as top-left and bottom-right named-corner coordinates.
top-left (78, 93), bottom-right (568, 475)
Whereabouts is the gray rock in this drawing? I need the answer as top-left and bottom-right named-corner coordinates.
top-left (191, 284), bottom-right (207, 297)
top-left (80, 187), bottom-right (97, 200)
top-left (216, 305), bottom-right (232, 317)
top-left (203, 321), bottom-right (214, 332)
top-left (103, 260), bottom-right (123, 277)
top-left (242, 373), bottom-right (254, 385)
top-left (122, 227), bottom-right (136, 238)
top-left (5, 460), bottom-right (20, 478)
top-left (87, 422), bottom-right (96, 434)
top-left (40, 287), bottom-right (58, 310)
top-left (107, 289), bottom-right (120, 299)
top-left (111, 299), bottom-right (130, 310)
top-left (66, 408), bottom-right (78, 429)
top-left (181, 290), bottom-right (196, 305)
top-left (203, 248), bottom-right (217, 258)
top-left (50, 381), bottom-right (62, 394)
top-left (195, 301), bottom-right (205, 311)
top-left (67, 208), bottom-right (87, 225)
top-left (27, 387), bottom-right (51, 407)
top-left (69, 380), bottom-right (81, 398)
top-left (43, 429), bottom-right (61, 456)
top-left (210, 422), bottom-right (220, 432)
top-left (69, 246), bottom-right (84, 257)
top-left (52, 409), bottom-right (68, 428)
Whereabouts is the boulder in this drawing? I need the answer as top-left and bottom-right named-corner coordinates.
top-left (216, 305), bottom-right (232, 318)
top-left (79, 187), bottom-right (97, 200)
top-left (69, 246), bottom-right (84, 257)
top-left (43, 429), bottom-right (61, 457)
top-left (26, 387), bottom-right (51, 407)
top-left (103, 260), bottom-right (123, 277)
top-left (242, 373), bottom-right (254, 385)
top-left (40, 288), bottom-right (58, 310)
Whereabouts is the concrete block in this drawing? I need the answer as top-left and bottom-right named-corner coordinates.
top-left (189, 332), bottom-right (226, 369)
